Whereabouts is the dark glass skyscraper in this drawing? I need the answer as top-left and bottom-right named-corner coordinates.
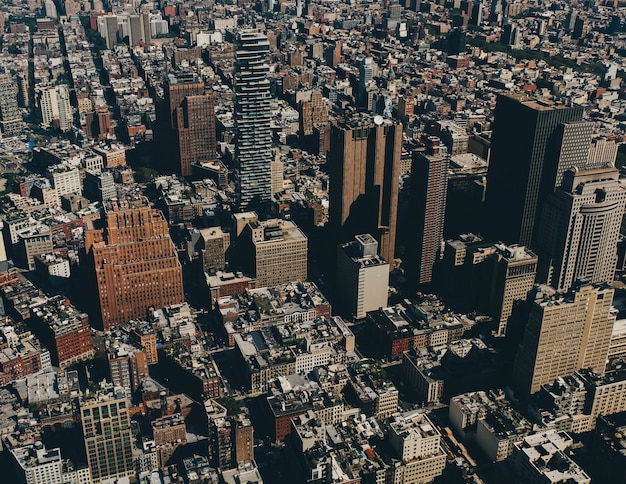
top-left (234, 31), bottom-right (272, 216)
top-left (484, 94), bottom-right (584, 247)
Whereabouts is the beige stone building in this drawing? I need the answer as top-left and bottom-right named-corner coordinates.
top-left (513, 282), bottom-right (615, 395)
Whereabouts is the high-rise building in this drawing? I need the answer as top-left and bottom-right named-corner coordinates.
top-left (84, 198), bottom-right (184, 330)
top-left (328, 113), bottom-right (401, 266)
top-left (97, 15), bottom-right (119, 49)
top-left (38, 85), bottom-right (74, 132)
top-left (108, 344), bottom-right (148, 396)
top-left (408, 138), bottom-right (449, 285)
top-left (234, 31), bottom-right (273, 215)
top-left (199, 226), bottom-right (230, 273)
top-left (17, 224), bottom-right (54, 270)
top-left (536, 168), bottom-right (626, 292)
top-left (487, 245), bottom-right (538, 328)
top-left (152, 412), bottom-right (187, 466)
top-left (438, 236), bottom-right (537, 337)
top-left (85, 106), bottom-right (114, 141)
top-left (209, 417), bottom-right (233, 469)
top-left (84, 170), bottom-right (116, 203)
top-left (358, 57), bottom-right (375, 109)
top-left (484, 94), bottom-right (584, 246)
top-left (270, 156), bottom-right (283, 195)
top-left (336, 234), bottom-right (389, 320)
top-left (81, 386), bottom-right (134, 483)
top-left (0, 74), bottom-right (24, 137)
top-left (482, 244), bottom-right (538, 337)
top-left (240, 217), bottom-right (308, 287)
top-left (163, 74), bottom-right (216, 177)
top-left (512, 282), bottom-right (616, 396)
top-left (46, 163), bottom-right (82, 199)
top-left (128, 13), bottom-right (151, 47)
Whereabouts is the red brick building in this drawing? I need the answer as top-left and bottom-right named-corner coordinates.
top-left (30, 296), bottom-right (94, 368)
top-left (84, 198), bottom-right (184, 330)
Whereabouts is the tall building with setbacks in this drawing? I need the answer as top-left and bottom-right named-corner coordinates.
top-left (84, 198), bottom-right (184, 331)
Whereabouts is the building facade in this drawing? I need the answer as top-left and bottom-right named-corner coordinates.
top-left (241, 218), bottom-right (307, 287)
top-left (336, 234), bottom-right (389, 319)
top-left (536, 168), bottom-right (626, 292)
top-left (81, 388), bottom-right (134, 484)
top-left (163, 74), bottom-right (216, 177)
top-left (0, 74), bottom-right (24, 136)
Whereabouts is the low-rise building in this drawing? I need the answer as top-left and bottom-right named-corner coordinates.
top-left (450, 389), bottom-right (532, 462)
top-left (10, 442), bottom-right (92, 484)
top-left (34, 253), bottom-right (71, 285)
top-left (402, 338), bottom-right (496, 405)
top-left (388, 412), bottom-right (447, 484)
top-left (509, 430), bottom-right (590, 483)
top-left (29, 295), bottom-right (94, 368)
top-left (369, 298), bottom-right (465, 359)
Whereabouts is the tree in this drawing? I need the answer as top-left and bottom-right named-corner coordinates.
top-left (216, 397), bottom-right (241, 416)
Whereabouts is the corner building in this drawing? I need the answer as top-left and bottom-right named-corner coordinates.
top-left (84, 198), bottom-right (184, 330)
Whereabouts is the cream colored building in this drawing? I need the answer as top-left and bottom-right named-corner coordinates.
top-left (388, 413), bottom-right (447, 483)
top-left (513, 282), bottom-right (616, 395)
top-left (336, 234), bottom-right (389, 320)
top-left (242, 218), bottom-right (307, 288)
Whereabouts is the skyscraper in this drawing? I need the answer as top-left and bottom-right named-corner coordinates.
top-left (484, 94), bottom-right (584, 247)
top-left (84, 197), bottom-right (184, 331)
top-left (81, 386), bottom-right (134, 483)
top-left (234, 31), bottom-right (273, 215)
top-left (535, 167), bottom-right (626, 291)
top-left (163, 73), bottom-right (216, 177)
top-left (328, 112), bottom-right (402, 266)
top-left (358, 57), bottom-right (375, 109)
top-left (0, 74), bottom-right (24, 137)
top-left (408, 137), bottom-right (449, 285)
top-left (512, 282), bottom-right (615, 395)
